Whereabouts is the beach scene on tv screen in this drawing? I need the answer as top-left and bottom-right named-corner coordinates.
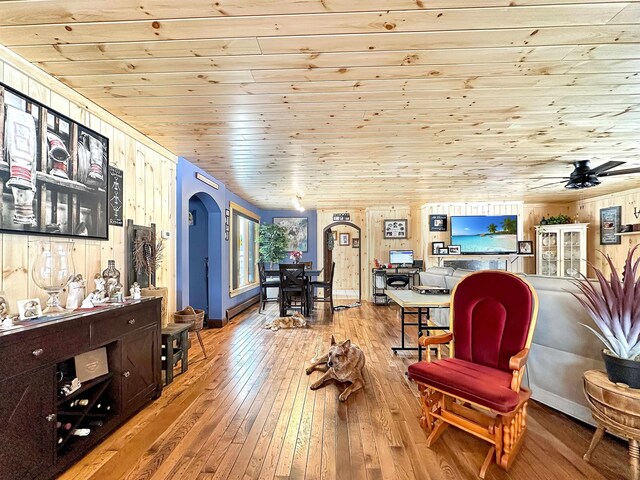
top-left (451, 215), bottom-right (517, 253)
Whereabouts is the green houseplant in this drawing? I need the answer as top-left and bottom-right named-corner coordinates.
top-left (258, 223), bottom-right (288, 267)
top-left (571, 244), bottom-right (640, 387)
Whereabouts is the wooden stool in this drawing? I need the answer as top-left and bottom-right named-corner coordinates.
top-left (161, 323), bottom-right (191, 385)
top-left (583, 369), bottom-right (640, 480)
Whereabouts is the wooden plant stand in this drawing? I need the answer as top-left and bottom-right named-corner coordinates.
top-left (583, 370), bottom-right (640, 480)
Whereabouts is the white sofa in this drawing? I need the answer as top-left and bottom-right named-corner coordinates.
top-left (418, 267), bottom-right (603, 425)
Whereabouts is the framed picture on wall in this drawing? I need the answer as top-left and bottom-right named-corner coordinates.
top-left (273, 217), bottom-right (308, 252)
top-left (339, 233), bottom-right (350, 246)
top-left (384, 219), bottom-right (407, 239)
top-left (600, 206), bottom-right (621, 245)
top-left (352, 238), bottom-right (360, 248)
top-left (429, 214), bottom-right (447, 232)
top-left (0, 82), bottom-right (109, 240)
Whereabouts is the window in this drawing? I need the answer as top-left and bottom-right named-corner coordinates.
top-left (230, 202), bottom-right (260, 296)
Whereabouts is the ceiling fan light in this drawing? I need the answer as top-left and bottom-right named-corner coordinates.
top-left (564, 181), bottom-right (581, 189)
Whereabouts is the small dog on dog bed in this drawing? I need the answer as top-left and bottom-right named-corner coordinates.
top-left (263, 311), bottom-right (306, 331)
top-left (306, 335), bottom-right (365, 401)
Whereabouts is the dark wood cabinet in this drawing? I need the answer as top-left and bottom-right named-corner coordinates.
top-left (0, 298), bottom-right (162, 480)
top-left (0, 367), bottom-right (55, 478)
top-left (120, 324), bottom-right (159, 411)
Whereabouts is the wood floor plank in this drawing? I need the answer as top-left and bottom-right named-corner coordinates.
top-left (58, 301), bottom-right (630, 480)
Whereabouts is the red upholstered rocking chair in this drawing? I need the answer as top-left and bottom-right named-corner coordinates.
top-left (407, 271), bottom-right (539, 478)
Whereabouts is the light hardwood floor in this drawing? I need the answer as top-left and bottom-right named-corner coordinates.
top-left (60, 300), bottom-right (630, 480)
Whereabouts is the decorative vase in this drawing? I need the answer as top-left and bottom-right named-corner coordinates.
top-left (602, 350), bottom-right (640, 388)
top-left (293, 258), bottom-right (300, 264)
top-left (31, 241), bottom-right (76, 314)
top-left (102, 260), bottom-right (121, 298)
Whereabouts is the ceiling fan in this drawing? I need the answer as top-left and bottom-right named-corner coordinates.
top-left (533, 161), bottom-right (640, 190)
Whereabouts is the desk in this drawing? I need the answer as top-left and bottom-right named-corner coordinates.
top-left (385, 289), bottom-right (450, 361)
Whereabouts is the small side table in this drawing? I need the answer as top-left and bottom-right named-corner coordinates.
top-left (161, 323), bottom-right (191, 385)
top-left (583, 370), bottom-right (640, 479)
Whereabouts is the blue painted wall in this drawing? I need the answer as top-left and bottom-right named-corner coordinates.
top-left (261, 210), bottom-right (318, 268)
top-left (177, 158), bottom-right (261, 321)
top-left (188, 196), bottom-right (209, 316)
top-left (177, 158), bottom-right (319, 322)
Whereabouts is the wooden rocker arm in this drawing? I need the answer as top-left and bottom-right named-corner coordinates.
top-left (418, 333), bottom-right (453, 362)
top-left (509, 348), bottom-right (529, 392)
top-left (418, 332), bottom-right (453, 348)
top-left (509, 348), bottom-right (529, 371)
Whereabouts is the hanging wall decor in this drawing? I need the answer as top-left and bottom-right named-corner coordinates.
top-left (384, 219), bottom-right (408, 239)
top-left (0, 82), bottom-right (109, 239)
top-left (429, 214), bottom-right (448, 232)
top-left (107, 166), bottom-right (123, 227)
top-left (600, 206), bottom-right (622, 245)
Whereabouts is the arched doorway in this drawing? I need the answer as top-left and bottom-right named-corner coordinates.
top-left (187, 192), bottom-right (222, 324)
top-left (323, 221), bottom-right (362, 303)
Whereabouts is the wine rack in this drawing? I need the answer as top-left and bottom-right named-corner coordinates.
top-left (55, 370), bottom-right (115, 457)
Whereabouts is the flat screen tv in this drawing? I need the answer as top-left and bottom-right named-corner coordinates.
top-left (390, 250), bottom-right (413, 265)
top-left (0, 82), bottom-right (109, 240)
top-left (450, 215), bottom-right (518, 254)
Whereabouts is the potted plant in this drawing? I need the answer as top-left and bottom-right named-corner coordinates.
top-left (571, 245), bottom-right (640, 387)
top-left (258, 223), bottom-right (288, 268)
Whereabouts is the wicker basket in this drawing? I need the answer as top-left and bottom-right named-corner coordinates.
top-left (173, 306), bottom-right (205, 332)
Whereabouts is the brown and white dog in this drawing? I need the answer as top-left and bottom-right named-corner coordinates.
top-left (263, 311), bottom-right (307, 331)
top-left (306, 335), bottom-right (365, 401)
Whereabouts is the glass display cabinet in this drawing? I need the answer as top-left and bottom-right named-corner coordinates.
top-left (535, 223), bottom-right (588, 277)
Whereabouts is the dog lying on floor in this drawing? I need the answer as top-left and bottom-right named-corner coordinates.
top-left (306, 335), bottom-right (365, 401)
top-left (263, 311), bottom-right (307, 331)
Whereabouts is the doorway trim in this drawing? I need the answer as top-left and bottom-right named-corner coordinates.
top-left (323, 221), bottom-right (362, 302)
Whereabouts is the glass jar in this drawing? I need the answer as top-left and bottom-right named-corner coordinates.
top-left (102, 260), bottom-right (121, 298)
top-left (31, 241), bottom-right (76, 314)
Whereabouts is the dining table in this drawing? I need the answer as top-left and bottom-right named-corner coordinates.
top-left (265, 268), bottom-right (323, 316)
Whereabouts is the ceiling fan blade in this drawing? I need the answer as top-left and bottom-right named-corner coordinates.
top-left (529, 180), bottom-right (569, 190)
top-left (588, 161), bottom-right (626, 175)
top-left (598, 167), bottom-right (640, 177)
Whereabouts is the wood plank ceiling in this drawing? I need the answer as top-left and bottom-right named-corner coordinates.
top-left (1, 1), bottom-right (639, 209)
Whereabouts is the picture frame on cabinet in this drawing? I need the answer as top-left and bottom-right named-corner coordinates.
top-left (17, 298), bottom-right (42, 320)
top-left (438, 247), bottom-right (449, 255)
top-left (517, 241), bottom-right (533, 255)
top-left (432, 241), bottom-right (445, 255)
top-left (448, 245), bottom-right (461, 255)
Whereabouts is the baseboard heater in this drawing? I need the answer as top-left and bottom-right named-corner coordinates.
top-left (225, 294), bottom-right (260, 322)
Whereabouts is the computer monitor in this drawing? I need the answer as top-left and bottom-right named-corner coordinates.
top-left (390, 250), bottom-right (414, 265)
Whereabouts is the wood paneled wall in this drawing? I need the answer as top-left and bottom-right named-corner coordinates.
top-left (330, 224), bottom-right (360, 292)
top-left (521, 203), bottom-right (574, 274)
top-left (420, 202), bottom-right (525, 270)
top-left (318, 206), bottom-right (421, 300)
top-left (572, 186), bottom-right (640, 277)
top-left (0, 47), bottom-right (177, 315)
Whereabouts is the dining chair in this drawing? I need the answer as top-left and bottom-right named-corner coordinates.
top-left (311, 261), bottom-right (335, 313)
top-left (258, 262), bottom-right (280, 313)
top-left (279, 264), bottom-right (307, 317)
top-left (301, 261), bottom-right (313, 269)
